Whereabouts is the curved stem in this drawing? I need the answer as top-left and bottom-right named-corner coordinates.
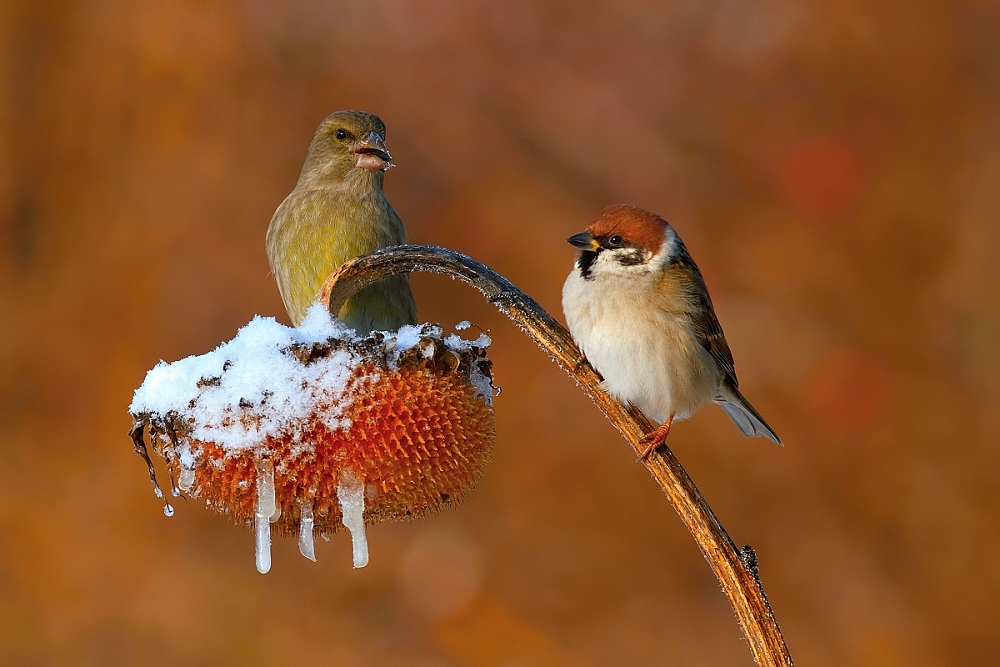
top-left (319, 245), bottom-right (793, 666)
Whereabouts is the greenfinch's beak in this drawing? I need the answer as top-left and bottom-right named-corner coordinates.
top-left (355, 132), bottom-right (394, 171)
top-left (568, 230), bottom-right (599, 251)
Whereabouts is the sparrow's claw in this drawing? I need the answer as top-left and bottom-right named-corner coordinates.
top-left (638, 416), bottom-right (674, 460)
top-left (572, 354), bottom-right (590, 372)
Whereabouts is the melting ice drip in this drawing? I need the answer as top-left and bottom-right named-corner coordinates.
top-left (152, 483), bottom-right (174, 517)
top-left (178, 447), bottom-right (196, 493)
top-left (252, 461), bottom-right (368, 572)
top-left (255, 460), bottom-right (278, 574)
top-left (298, 500), bottom-right (316, 562)
top-left (337, 470), bottom-right (369, 568)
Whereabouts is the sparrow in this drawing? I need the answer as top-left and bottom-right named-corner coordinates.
top-left (562, 204), bottom-right (781, 458)
top-left (266, 110), bottom-right (418, 334)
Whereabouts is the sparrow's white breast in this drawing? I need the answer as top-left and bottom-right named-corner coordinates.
top-left (562, 263), bottom-right (718, 423)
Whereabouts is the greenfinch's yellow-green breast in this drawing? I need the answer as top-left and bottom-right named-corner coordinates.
top-left (266, 110), bottom-right (417, 334)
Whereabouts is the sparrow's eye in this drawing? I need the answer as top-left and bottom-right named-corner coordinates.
top-left (608, 235), bottom-right (625, 248)
top-left (335, 129), bottom-right (348, 140)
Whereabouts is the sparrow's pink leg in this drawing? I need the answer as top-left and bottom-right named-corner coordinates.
top-left (639, 416), bottom-right (674, 460)
top-left (572, 354), bottom-right (589, 372)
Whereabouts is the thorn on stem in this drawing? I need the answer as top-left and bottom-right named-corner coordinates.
top-left (740, 544), bottom-right (759, 576)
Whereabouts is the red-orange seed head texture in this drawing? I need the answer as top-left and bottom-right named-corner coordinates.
top-left (134, 329), bottom-right (496, 538)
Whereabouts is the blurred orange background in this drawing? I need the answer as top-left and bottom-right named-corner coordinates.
top-left (2, 2), bottom-right (999, 665)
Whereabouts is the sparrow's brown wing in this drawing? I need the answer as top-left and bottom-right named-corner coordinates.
top-left (661, 236), bottom-right (780, 443)
top-left (669, 244), bottom-right (740, 389)
top-left (692, 299), bottom-right (739, 389)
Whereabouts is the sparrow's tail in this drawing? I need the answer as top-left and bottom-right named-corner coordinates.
top-left (716, 385), bottom-right (782, 446)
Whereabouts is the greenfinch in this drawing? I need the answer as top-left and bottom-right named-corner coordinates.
top-left (266, 110), bottom-right (418, 334)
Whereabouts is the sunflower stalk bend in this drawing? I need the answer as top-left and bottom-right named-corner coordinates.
top-left (318, 244), bottom-right (793, 667)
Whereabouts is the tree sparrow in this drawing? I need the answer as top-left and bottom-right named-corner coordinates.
top-left (562, 204), bottom-right (781, 457)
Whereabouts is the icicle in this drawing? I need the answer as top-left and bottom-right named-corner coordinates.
top-left (256, 459), bottom-right (276, 519)
top-left (269, 504), bottom-right (282, 524)
top-left (337, 470), bottom-right (368, 568)
top-left (298, 500), bottom-right (316, 562)
top-left (178, 465), bottom-right (195, 492)
top-left (255, 512), bottom-right (271, 574)
top-left (163, 503), bottom-right (174, 517)
top-left (254, 460), bottom-right (275, 574)
top-left (169, 477), bottom-right (182, 498)
top-left (164, 427), bottom-right (182, 498)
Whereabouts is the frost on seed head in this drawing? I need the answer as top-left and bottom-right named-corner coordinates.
top-left (130, 306), bottom-right (360, 451)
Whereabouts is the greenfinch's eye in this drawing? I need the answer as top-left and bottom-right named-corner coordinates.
top-left (335, 129), bottom-right (348, 140)
top-left (608, 235), bottom-right (624, 248)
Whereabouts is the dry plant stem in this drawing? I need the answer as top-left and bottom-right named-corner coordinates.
top-left (319, 245), bottom-right (793, 666)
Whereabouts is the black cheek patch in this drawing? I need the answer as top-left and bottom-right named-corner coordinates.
top-left (578, 250), bottom-right (598, 280)
top-left (616, 249), bottom-right (646, 266)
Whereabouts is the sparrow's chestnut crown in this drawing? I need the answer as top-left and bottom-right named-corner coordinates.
top-left (587, 204), bottom-right (669, 255)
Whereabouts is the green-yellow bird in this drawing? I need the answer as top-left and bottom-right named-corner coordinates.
top-left (266, 110), bottom-right (418, 334)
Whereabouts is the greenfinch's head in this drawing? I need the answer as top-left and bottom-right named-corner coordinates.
top-left (301, 110), bottom-right (393, 183)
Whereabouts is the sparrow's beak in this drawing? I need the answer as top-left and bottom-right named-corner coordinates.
top-left (568, 230), bottom-right (599, 251)
top-left (354, 132), bottom-right (394, 171)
